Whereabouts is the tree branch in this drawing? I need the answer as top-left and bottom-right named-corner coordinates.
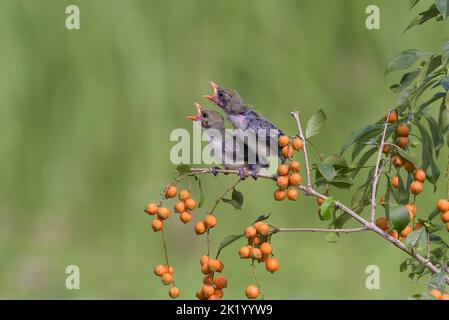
top-left (272, 226), bottom-right (367, 233)
top-left (291, 111), bottom-right (312, 190)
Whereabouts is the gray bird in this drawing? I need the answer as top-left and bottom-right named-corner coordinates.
top-left (204, 81), bottom-right (284, 172)
top-left (186, 102), bottom-right (267, 178)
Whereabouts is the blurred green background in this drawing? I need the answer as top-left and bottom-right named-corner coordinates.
top-left (0, 0), bottom-right (448, 299)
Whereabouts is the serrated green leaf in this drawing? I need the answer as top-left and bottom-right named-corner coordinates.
top-left (389, 205), bottom-right (410, 233)
top-left (305, 109), bottom-right (327, 139)
top-left (386, 49), bottom-right (432, 74)
top-left (176, 164), bottom-right (191, 174)
top-left (317, 163), bottom-right (336, 181)
top-left (215, 234), bottom-right (244, 258)
top-left (404, 228), bottom-right (427, 251)
top-left (319, 197), bottom-right (336, 220)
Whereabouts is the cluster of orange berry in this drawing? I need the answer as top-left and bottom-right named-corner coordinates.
top-left (194, 214), bottom-right (217, 235)
top-left (431, 289), bottom-right (449, 300)
top-left (196, 256), bottom-right (227, 300)
top-left (153, 264), bottom-right (179, 298)
top-left (435, 199), bottom-right (449, 232)
top-left (375, 202), bottom-right (417, 241)
top-left (238, 221), bottom-right (279, 299)
top-left (145, 186), bottom-right (198, 231)
top-left (274, 135), bottom-right (303, 201)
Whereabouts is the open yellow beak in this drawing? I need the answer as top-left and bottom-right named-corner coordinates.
top-left (185, 102), bottom-right (203, 121)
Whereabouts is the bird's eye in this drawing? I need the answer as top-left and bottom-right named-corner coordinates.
top-left (202, 112), bottom-right (208, 118)
top-left (218, 91), bottom-right (224, 99)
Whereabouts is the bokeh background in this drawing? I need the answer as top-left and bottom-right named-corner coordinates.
top-left (0, 0), bottom-right (448, 299)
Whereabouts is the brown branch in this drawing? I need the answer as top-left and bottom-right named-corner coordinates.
top-left (271, 226), bottom-right (367, 233)
top-left (370, 116), bottom-right (390, 223)
top-left (291, 111), bottom-right (312, 190)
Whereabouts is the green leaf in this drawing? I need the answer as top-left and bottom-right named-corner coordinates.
top-left (252, 213), bottom-right (271, 224)
top-left (389, 205), bottom-right (410, 233)
top-left (340, 124), bottom-right (385, 154)
top-left (325, 232), bottom-right (339, 243)
top-left (396, 148), bottom-right (419, 167)
top-left (305, 109), bottom-right (327, 139)
top-left (386, 49), bottom-right (432, 74)
top-left (397, 174), bottom-right (410, 205)
top-left (404, 228), bottom-right (427, 251)
top-left (176, 164), bottom-right (191, 174)
top-left (435, 0), bottom-right (449, 19)
top-left (415, 92), bottom-right (446, 116)
top-left (428, 208), bottom-right (440, 220)
top-left (428, 271), bottom-right (446, 291)
top-left (215, 234), bottom-right (244, 258)
top-left (319, 197), bottom-right (336, 220)
top-left (440, 76), bottom-right (449, 90)
top-left (410, 0), bottom-right (420, 9)
top-left (317, 163), bottom-right (336, 181)
top-left (400, 260), bottom-right (408, 272)
top-left (404, 5), bottom-right (441, 32)
top-left (322, 155), bottom-right (348, 168)
top-left (442, 41), bottom-right (449, 66)
top-left (232, 189), bottom-right (244, 208)
top-left (422, 112), bottom-right (444, 156)
top-left (222, 198), bottom-right (241, 210)
top-left (416, 122), bottom-right (441, 187)
top-left (198, 178), bottom-right (205, 208)
top-left (350, 147), bottom-right (377, 179)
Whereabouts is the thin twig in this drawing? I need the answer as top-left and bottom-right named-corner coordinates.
top-left (271, 227), bottom-right (367, 233)
top-left (307, 140), bottom-right (325, 161)
top-left (291, 111), bottom-right (312, 190)
top-left (370, 116), bottom-right (390, 223)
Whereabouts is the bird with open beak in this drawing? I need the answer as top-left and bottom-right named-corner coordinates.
top-left (204, 81), bottom-right (285, 171)
top-left (186, 102), bottom-right (267, 179)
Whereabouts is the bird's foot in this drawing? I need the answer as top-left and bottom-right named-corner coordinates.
top-left (238, 168), bottom-right (247, 180)
top-left (211, 167), bottom-right (220, 176)
top-left (251, 169), bottom-right (260, 180)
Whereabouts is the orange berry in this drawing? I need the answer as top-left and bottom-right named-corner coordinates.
top-left (174, 201), bottom-right (185, 213)
top-left (196, 287), bottom-right (206, 300)
top-left (165, 185), bottom-right (177, 199)
top-left (396, 123), bottom-right (410, 137)
top-left (278, 135), bottom-right (290, 147)
top-left (252, 248), bottom-right (263, 259)
top-left (208, 294), bottom-right (220, 300)
top-left (282, 146), bottom-right (294, 158)
top-left (157, 207), bottom-right (170, 220)
top-left (161, 273), bottom-right (173, 285)
top-left (441, 294), bottom-right (449, 300)
top-left (245, 285), bottom-right (260, 299)
top-left (410, 181), bottom-right (423, 195)
top-left (216, 260), bottom-right (224, 272)
top-left (276, 176), bottom-right (289, 189)
top-left (389, 230), bottom-right (399, 239)
top-left (316, 197), bottom-right (324, 206)
top-left (265, 257), bottom-right (279, 273)
top-left (277, 164), bottom-right (289, 176)
top-left (214, 276), bottom-right (228, 289)
top-left (395, 137), bottom-right (408, 149)
top-left (289, 173), bottom-right (302, 186)
top-left (204, 214), bottom-right (217, 228)
top-left (292, 137), bottom-right (304, 151)
top-left (441, 211), bottom-right (449, 223)
top-left (247, 236), bottom-right (260, 246)
top-left (414, 223), bottom-right (423, 230)
top-left (289, 161), bottom-right (301, 172)
top-left (203, 274), bottom-right (213, 285)
top-left (179, 189), bottom-right (190, 201)
top-left (287, 189), bottom-right (299, 201)
top-left (202, 285), bottom-right (215, 298)
top-left (180, 211), bottom-right (192, 224)
top-left (431, 289), bottom-right (442, 300)
top-left (400, 225), bottom-right (412, 238)
top-left (260, 242), bottom-right (273, 256)
top-left (437, 199), bottom-right (449, 212)
top-left (194, 221), bottom-right (206, 234)
top-left (391, 176), bottom-right (399, 189)
top-left (213, 289), bottom-right (224, 299)
top-left (239, 246), bottom-right (251, 259)
top-left (200, 255), bottom-right (210, 266)
top-left (382, 144), bottom-right (392, 154)
top-left (154, 264), bottom-right (166, 277)
top-left (208, 259), bottom-right (221, 272)
top-left (152, 218), bottom-right (164, 232)
top-left (256, 222), bottom-right (270, 236)
top-left (169, 287), bottom-right (180, 298)
top-left (392, 156), bottom-right (404, 167)
top-left (274, 189), bottom-right (287, 201)
top-left (201, 263), bottom-right (211, 275)
top-left (404, 160), bottom-right (415, 172)
top-left (375, 217), bottom-right (389, 231)
top-left (185, 198), bottom-right (197, 210)
top-left (406, 204), bottom-right (416, 220)
top-left (165, 265), bottom-right (174, 275)
top-left (414, 169), bottom-right (426, 183)
top-left (145, 203), bottom-right (158, 215)
top-left (245, 226), bottom-right (257, 238)
top-left (384, 111), bottom-right (397, 123)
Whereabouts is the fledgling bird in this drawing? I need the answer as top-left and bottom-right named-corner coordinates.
top-left (204, 81), bottom-right (284, 170)
top-left (186, 102), bottom-right (267, 178)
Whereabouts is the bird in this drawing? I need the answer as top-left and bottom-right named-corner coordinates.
top-left (186, 102), bottom-right (268, 179)
top-left (203, 81), bottom-right (284, 170)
